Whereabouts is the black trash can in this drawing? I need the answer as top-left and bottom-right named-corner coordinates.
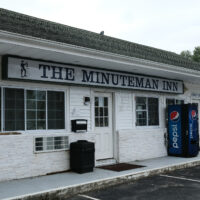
top-left (70, 140), bottom-right (95, 173)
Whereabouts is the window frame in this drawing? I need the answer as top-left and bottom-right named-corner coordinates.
top-left (165, 97), bottom-right (185, 106)
top-left (26, 89), bottom-right (47, 130)
top-left (94, 96), bottom-right (109, 128)
top-left (0, 86), bottom-right (67, 133)
top-left (34, 135), bottom-right (69, 153)
top-left (4, 87), bottom-right (25, 131)
top-left (135, 96), bottom-right (160, 127)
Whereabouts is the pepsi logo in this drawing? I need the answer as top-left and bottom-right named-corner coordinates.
top-left (191, 110), bottom-right (197, 120)
top-left (170, 111), bottom-right (179, 122)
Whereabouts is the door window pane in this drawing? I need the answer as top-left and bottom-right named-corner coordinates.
top-left (4, 88), bottom-right (24, 131)
top-left (95, 97), bottom-right (98, 106)
top-left (104, 97), bottom-right (108, 106)
top-left (104, 107), bottom-right (108, 116)
top-left (95, 96), bottom-right (109, 127)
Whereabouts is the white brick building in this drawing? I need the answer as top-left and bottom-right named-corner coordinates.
top-left (0, 8), bottom-right (200, 181)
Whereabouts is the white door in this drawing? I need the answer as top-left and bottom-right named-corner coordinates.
top-left (192, 99), bottom-right (200, 148)
top-left (94, 92), bottom-right (113, 160)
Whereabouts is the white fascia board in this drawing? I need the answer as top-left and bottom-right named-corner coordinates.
top-left (0, 30), bottom-right (200, 78)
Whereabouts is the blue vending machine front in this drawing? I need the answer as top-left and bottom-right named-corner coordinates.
top-left (168, 105), bottom-right (182, 156)
top-left (188, 104), bottom-right (199, 157)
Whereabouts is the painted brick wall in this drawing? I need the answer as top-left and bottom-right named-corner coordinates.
top-left (0, 134), bottom-right (69, 182)
top-left (0, 132), bottom-right (96, 182)
top-left (117, 129), bottom-right (167, 162)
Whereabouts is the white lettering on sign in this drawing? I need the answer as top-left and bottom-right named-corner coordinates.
top-left (172, 124), bottom-right (179, 149)
top-left (4, 56), bottom-right (184, 94)
top-left (189, 124), bottom-right (194, 139)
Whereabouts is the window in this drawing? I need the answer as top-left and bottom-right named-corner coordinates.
top-left (2, 88), bottom-right (65, 131)
top-left (4, 88), bottom-right (25, 131)
top-left (27, 90), bottom-right (46, 130)
top-left (136, 97), bottom-right (159, 126)
top-left (48, 91), bottom-right (65, 129)
top-left (166, 98), bottom-right (184, 106)
top-left (35, 136), bottom-right (69, 152)
top-left (95, 96), bottom-right (108, 127)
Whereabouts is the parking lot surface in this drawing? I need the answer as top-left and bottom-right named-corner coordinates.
top-left (67, 165), bottom-right (200, 200)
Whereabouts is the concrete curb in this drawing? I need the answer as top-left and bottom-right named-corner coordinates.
top-left (3, 159), bottom-right (200, 200)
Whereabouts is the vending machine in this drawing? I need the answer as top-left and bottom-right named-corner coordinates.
top-left (168, 104), bottom-right (199, 157)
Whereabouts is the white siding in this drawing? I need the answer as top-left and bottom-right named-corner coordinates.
top-left (0, 56), bottom-right (1, 80)
top-left (0, 80), bottom-right (200, 181)
top-left (115, 92), bottom-right (133, 130)
top-left (70, 87), bottom-right (91, 131)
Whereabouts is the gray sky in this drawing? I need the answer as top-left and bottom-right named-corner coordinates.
top-left (1, 0), bottom-right (200, 54)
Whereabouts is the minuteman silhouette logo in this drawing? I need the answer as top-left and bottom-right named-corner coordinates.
top-left (191, 110), bottom-right (197, 120)
top-left (170, 111), bottom-right (179, 122)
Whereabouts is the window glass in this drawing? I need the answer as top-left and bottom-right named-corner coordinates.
top-left (166, 99), bottom-right (175, 106)
top-left (47, 91), bottom-right (65, 129)
top-left (47, 137), bottom-right (54, 150)
top-left (3, 88), bottom-right (65, 131)
top-left (4, 88), bottom-right (25, 131)
top-left (54, 136), bottom-right (63, 149)
top-left (148, 98), bottom-right (159, 126)
top-left (35, 136), bottom-right (69, 152)
top-left (136, 97), bottom-right (147, 126)
top-left (166, 98), bottom-right (184, 107)
top-left (136, 97), bottom-right (159, 126)
top-left (26, 90), bottom-right (46, 130)
top-left (136, 111), bottom-right (147, 126)
top-left (35, 137), bottom-right (43, 151)
top-left (176, 99), bottom-right (184, 105)
top-left (95, 96), bottom-right (109, 127)
top-left (136, 97), bottom-right (146, 110)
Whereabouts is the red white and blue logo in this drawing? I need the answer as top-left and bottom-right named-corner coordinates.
top-left (191, 110), bottom-right (197, 120)
top-left (170, 111), bottom-right (179, 122)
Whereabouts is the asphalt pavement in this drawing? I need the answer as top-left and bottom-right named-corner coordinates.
top-left (67, 165), bottom-right (200, 200)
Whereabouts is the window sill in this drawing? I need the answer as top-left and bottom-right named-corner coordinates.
top-left (34, 148), bottom-right (69, 154)
top-left (135, 125), bottom-right (161, 129)
top-left (0, 132), bottom-right (21, 135)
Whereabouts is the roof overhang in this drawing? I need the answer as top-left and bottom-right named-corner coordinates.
top-left (0, 30), bottom-right (200, 84)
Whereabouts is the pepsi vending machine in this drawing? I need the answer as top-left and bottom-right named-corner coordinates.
top-left (168, 104), bottom-right (199, 157)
